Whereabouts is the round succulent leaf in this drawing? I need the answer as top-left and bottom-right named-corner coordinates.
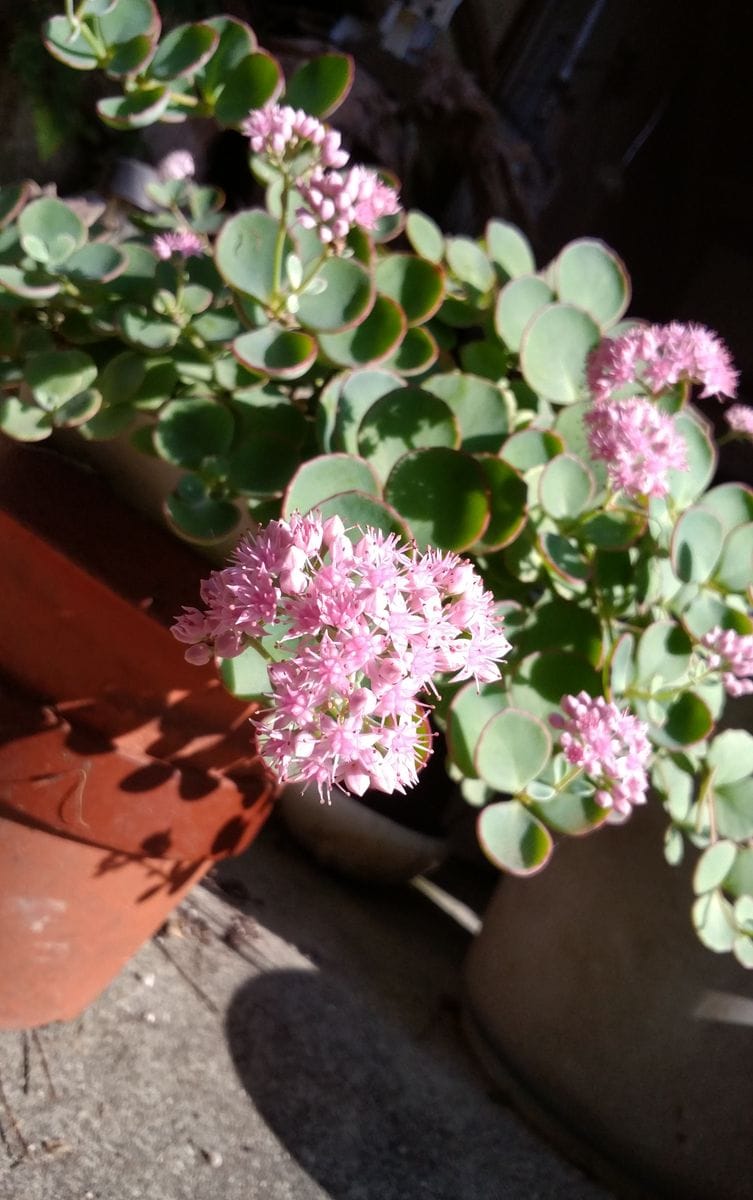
top-left (318, 294), bottom-right (405, 367)
top-left (445, 237), bottom-right (495, 293)
top-left (233, 325), bottom-right (317, 379)
top-left (520, 304), bottom-right (602, 403)
top-left (98, 0), bottom-right (160, 45)
top-left (692, 890), bottom-right (736, 953)
top-left (227, 432), bottom-right (301, 496)
top-left (494, 275), bottom-right (553, 351)
top-left (509, 650), bottom-right (600, 721)
top-left (634, 620), bottom-right (692, 686)
top-left (192, 308), bottom-right (243, 343)
top-left (714, 775), bottom-right (753, 841)
top-left (0, 182), bottom-right (30, 228)
top-left (282, 453), bottom-right (380, 517)
top-left (148, 22), bottom-right (218, 80)
top-left (554, 239), bottom-right (630, 328)
top-left (516, 599), bottom-right (603, 667)
top-left (664, 825), bottom-right (685, 866)
top-left (80, 403), bottom-right (137, 441)
top-left (214, 52), bottom-right (283, 125)
top-left (474, 456), bottom-right (527, 551)
top-left (503, 522), bottom-right (543, 584)
top-left (422, 371), bottom-right (509, 453)
top-left (155, 397), bottom-right (234, 469)
top-left (446, 682), bottom-right (507, 779)
top-left (608, 632), bottom-right (635, 697)
top-left (405, 210), bottom-right (444, 263)
top-left (384, 447), bottom-right (490, 551)
top-left (733, 936), bottom-right (753, 968)
top-left (475, 707), bottom-right (552, 794)
top-left (107, 33), bottom-right (158, 76)
top-left (500, 429), bottom-right (563, 472)
top-left (713, 522), bottom-right (753, 592)
top-left (708, 730), bottom-right (753, 787)
top-left (296, 256), bottom-right (374, 333)
top-left (532, 787), bottom-right (610, 837)
top-left (215, 209), bottom-right (287, 303)
top-left (117, 304), bottom-right (179, 351)
top-left (552, 401), bottom-right (605, 490)
top-left (334, 367), bottom-right (403, 452)
top-left (436, 296), bottom-right (482, 328)
top-left (283, 53), bottom-right (354, 117)
top-left (670, 506), bottom-right (723, 583)
top-left (165, 477), bottom-right (241, 544)
top-left (539, 453), bottom-right (595, 520)
top-left (218, 643), bottom-right (270, 702)
top-left (23, 350), bottom-right (97, 410)
top-left (477, 800), bottom-right (553, 875)
top-left (315, 491), bottom-right (408, 539)
top-left (43, 15), bottom-right (102, 69)
top-left (115, 242), bottom-right (158, 301)
top-left (51, 388), bottom-right (102, 428)
top-left (357, 387), bottom-right (458, 482)
top-left (382, 325), bottom-right (439, 376)
top-left (663, 690), bottom-right (713, 747)
top-left (17, 197), bottom-right (86, 267)
top-left (682, 592), bottom-right (752, 640)
top-left (579, 509), bottom-right (646, 550)
top-left (667, 412), bottom-right (717, 508)
top-left (96, 87), bottom-right (170, 130)
top-left (61, 242), bottom-right (127, 284)
top-left (374, 255), bottom-right (444, 325)
top-left (459, 340), bottom-right (510, 382)
top-left (0, 397), bottom-right (52, 441)
top-left (539, 531), bottom-right (591, 585)
top-left (734, 896), bottom-right (753, 934)
top-left (693, 840), bottom-right (738, 895)
top-left (485, 219), bottom-right (535, 279)
top-left (698, 482), bottom-right (753, 536)
top-left (197, 17), bottom-right (257, 100)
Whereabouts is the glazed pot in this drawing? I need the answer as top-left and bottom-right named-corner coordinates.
top-left (463, 802), bottom-right (753, 1200)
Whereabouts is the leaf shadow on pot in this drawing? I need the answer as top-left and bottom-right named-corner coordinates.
top-left (225, 968), bottom-right (596, 1200)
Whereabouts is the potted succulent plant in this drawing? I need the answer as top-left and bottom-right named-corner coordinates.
top-left (2, 6), bottom-right (753, 1188)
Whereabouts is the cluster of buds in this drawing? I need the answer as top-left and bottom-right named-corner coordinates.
top-left (702, 627), bottom-right (753, 697)
top-left (550, 692), bottom-right (651, 817)
top-left (173, 514), bottom-right (510, 798)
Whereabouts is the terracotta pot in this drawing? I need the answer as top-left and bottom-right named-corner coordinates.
top-left (0, 441), bottom-right (274, 1028)
top-left (463, 803), bottom-right (753, 1200)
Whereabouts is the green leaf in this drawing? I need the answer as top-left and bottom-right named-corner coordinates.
top-left (477, 800), bottom-right (553, 875)
top-left (107, 34), bottom-right (157, 77)
top-left (458, 340), bottom-right (510, 382)
top-left (501, 429), bottom-right (564, 472)
top-left (669, 506), bottom-right (723, 583)
top-left (715, 776), bottom-right (753, 840)
top-left (405, 211), bottom-right (444, 264)
top-left (475, 708), bottom-right (552, 793)
top-left (697, 482), bottom-right (753, 536)
top-left (155, 398), bottom-right (234, 468)
top-left (284, 53), bottom-right (354, 117)
top-left (296, 256), bottom-right (374, 333)
top-left (17, 197), bottom-right (86, 267)
top-left (446, 681), bottom-right (507, 778)
top-left (233, 324), bottom-right (317, 379)
top-left (314, 491), bottom-right (408, 539)
top-left (694, 841), bottom-right (738, 895)
top-left (117, 304), bottom-right (179, 351)
top-left (318, 295), bottom-right (405, 367)
top-left (334, 368), bottom-right (403, 453)
top-left (516, 599), bottom-right (603, 667)
top-left (713, 523), bottom-right (753, 592)
top-left (23, 350), bottom-right (97, 410)
top-left (707, 730), bottom-right (753, 786)
top-left (196, 17), bottom-right (257, 100)
top-left (282, 453), bottom-right (379, 517)
top-left (579, 509), bottom-right (646, 549)
top-left (96, 87), bottom-right (170, 130)
top-left (43, 15), bottom-right (102, 70)
top-left (474, 456), bottom-right (527, 551)
top-left (421, 372), bottom-right (509, 453)
top-left (445, 237), bottom-right (495, 293)
top-left (663, 691), bottom-right (713, 746)
top-left (0, 182), bottom-right (30, 228)
top-left (539, 532), bottom-right (591, 585)
top-left (539, 453), bottom-right (595, 520)
top-left (98, 0), bottom-right (160, 45)
top-left (485, 218), bottom-right (535, 279)
top-left (530, 788), bottom-right (609, 836)
top-left (734, 896), bottom-right (753, 933)
top-left (0, 397), bottom-right (51, 441)
top-left (553, 239), bottom-right (630, 328)
top-left (494, 275), bottom-right (553, 352)
top-left (375, 254), bottom-right (444, 325)
top-left (214, 52), bottom-right (282, 125)
top-left (357, 387), bottom-right (458, 482)
top-left (520, 304), bottom-right (602, 403)
top-left (733, 936), bottom-right (753, 969)
top-left (61, 242), bottom-right (127, 284)
top-left (692, 890), bottom-right (736, 953)
top-left (634, 620), bottom-right (692, 687)
top-left (666, 412), bottom-right (716, 508)
top-left (52, 388), bottom-right (102, 428)
top-left (218, 644), bottom-right (270, 700)
top-left (165, 475), bottom-right (241, 544)
top-left (148, 22), bottom-right (218, 80)
top-left (215, 209), bottom-right (287, 303)
top-left (384, 447), bottom-right (490, 551)
top-left (664, 825), bottom-right (685, 866)
top-left (509, 650), bottom-right (600, 721)
top-left (382, 326), bottom-right (439, 376)
top-left (609, 632), bottom-right (634, 697)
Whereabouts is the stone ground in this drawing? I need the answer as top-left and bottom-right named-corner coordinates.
top-left (0, 817), bottom-right (613, 1200)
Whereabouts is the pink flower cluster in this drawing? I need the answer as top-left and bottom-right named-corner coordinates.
top-left (702, 627), bottom-right (753, 697)
top-left (152, 230), bottom-right (203, 260)
top-left (587, 322), bottom-right (738, 403)
top-left (242, 105), bottom-right (348, 168)
top-left (297, 165), bottom-right (401, 244)
top-left (725, 404), bottom-right (753, 439)
top-left (585, 395), bottom-right (687, 498)
top-left (550, 692), bottom-right (651, 817)
top-left (172, 513), bottom-right (510, 797)
top-left (159, 149), bottom-right (195, 181)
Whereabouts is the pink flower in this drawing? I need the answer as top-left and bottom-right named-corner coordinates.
top-left (159, 150), bottom-right (195, 181)
top-left (550, 692), bottom-right (651, 817)
top-left (702, 627), bottom-right (753, 697)
top-left (152, 230), bottom-right (203, 260)
top-left (585, 395), bottom-right (688, 497)
top-left (725, 404), bottom-right (753, 439)
top-left (588, 322), bottom-right (738, 403)
top-left (242, 104), bottom-right (348, 168)
top-left (296, 166), bottom-right (400, 244)
top-left (172, 514), bottom-right (510, 798)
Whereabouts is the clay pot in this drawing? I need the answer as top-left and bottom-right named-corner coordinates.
top-left (463, 803), bottom-right (753, 1200)
top-left (0, 441), bottom-right (274, 1028)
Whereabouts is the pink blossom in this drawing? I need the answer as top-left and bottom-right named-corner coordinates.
top-left (152, 230), bottom-right (203, 260)
top-left (588, 322), bottom-right (738, 403)
top-left (550, 692), bottom-right (651, 817)
top-left (159, 150), bottom-right (195, 181)
top-left (296, 166), bottom-right (400, 244)
top-left (725, 404), bottom-right (753, 439)
top-left (702, 627), bottom-right (753, 697)
top-left (242, 105), bottom-right (348, 168)
top-left (585, 395), bottom-right (688, 497)
top-left (172, 514), bottom-right (510, 797)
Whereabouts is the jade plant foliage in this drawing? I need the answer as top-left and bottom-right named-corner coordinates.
top-left (2, 0), bottom-right (753, 964)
